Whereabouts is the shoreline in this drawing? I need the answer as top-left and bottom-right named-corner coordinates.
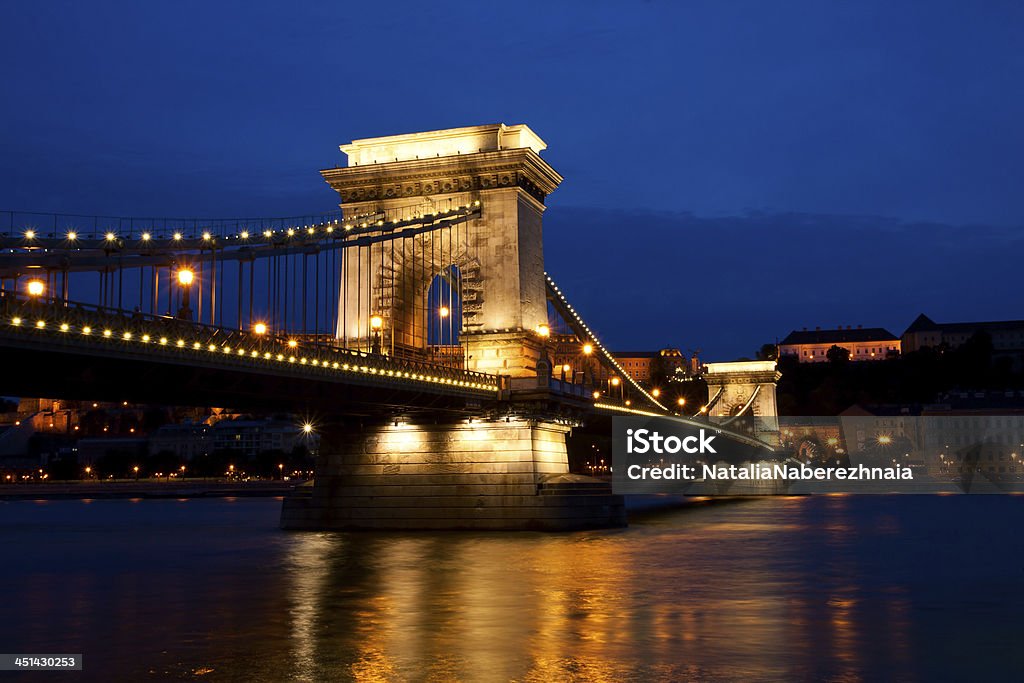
top-left (0, 480), bottom-right (300, 500)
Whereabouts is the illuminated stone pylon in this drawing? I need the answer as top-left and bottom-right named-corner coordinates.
top-left (703, 360), bottom-right (782, 445)
top-left (280, 125), bottom-right (624, 530)
top-left (321, 124), bottom-right (562, 377)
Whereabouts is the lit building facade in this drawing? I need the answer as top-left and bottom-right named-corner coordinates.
top-left (779, 326), bottom-right (900, 362)
top-left (548, 334), bottom-right (691, 386)
top-left (612, 349), bottom-right (688, 382)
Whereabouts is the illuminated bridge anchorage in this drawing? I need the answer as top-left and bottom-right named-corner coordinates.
top-left (0, 123), bottom-right (779, 530)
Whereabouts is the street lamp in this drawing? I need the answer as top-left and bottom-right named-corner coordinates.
top-left (536, 324), bottom-right (550, 338)
top-left (370, 315), bottom-right (383, 354)
top-left (652, 388), bottom-right (661, 398)
top-left (562, 364), bottom-right (571, 382)
top-left (278, 463), bottom-right (284, 479)
top-left (253, 322), bottom-right (268, 336)
top-left (580, 343), bottom-right (593, 385)
top-left (177, 267), bottom-right (194, 320)
top-left (132, 465), bottom-right (140, 480)
top-left (26, 279), bottom-right (45, 297)
top-left (436, 306), bottom-right (451, 350)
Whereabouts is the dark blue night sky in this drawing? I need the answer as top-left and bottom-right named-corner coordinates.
top-left (2, 1), bottom-right (1022, 359)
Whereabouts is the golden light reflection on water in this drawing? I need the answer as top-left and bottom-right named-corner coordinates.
top-left (282, 498), bottom-right (917, 681)
top-left (17, 496), bottom-right (1012, 682)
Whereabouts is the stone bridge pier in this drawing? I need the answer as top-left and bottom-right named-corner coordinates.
top-left (281, 418), bottom-right (624, 530)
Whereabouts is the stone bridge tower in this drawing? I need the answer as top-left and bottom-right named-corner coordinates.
top-left (321, 124), bottom-right (562, 377)
top-left (280, 125), bottom-right (624, 531)
top-left (703, 360), bottom-right (782, 445)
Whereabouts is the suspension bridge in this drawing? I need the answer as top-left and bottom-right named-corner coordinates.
top-left (0, 123), bottom-right (778, 530)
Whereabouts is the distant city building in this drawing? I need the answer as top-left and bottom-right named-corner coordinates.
top-left (548, 334), bottom-right (693, 385)
top-left (76, 437), bottom-right (148, 465)
top-left (2, 398), bottom-right (79, 434)
top-left (149, 422), bottom-right (211, 460)
top-left (611, 349), bottom-right (688, 382)
top-left (211, 418), bottom-right (317, 457)
top-left (839, 404), bottom-right (921, 453)
top-left (550, 334), bottom-right (599, 382)
top-left (921, 390), bottom-right (1024, 478)
top-left (902, 314), bottom-right (1024, 359)
top-left (779, 326), bottom-right (900, 363)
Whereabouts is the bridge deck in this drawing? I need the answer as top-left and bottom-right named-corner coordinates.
top-left (0, 292), bottom-right (501, 410)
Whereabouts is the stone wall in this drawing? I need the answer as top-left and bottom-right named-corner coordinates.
top-left (281, 419), bottom-right (625, 530)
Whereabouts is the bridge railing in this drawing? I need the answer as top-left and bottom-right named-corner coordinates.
top-left (0, 291), bottom-right (502, 394)
top-left (0, 209), bottom-right (348, 242)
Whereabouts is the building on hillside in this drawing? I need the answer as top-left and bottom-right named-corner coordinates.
top-left (902, 314), bottom-right (1024, 368)
top-left (779, 326), bottom-right (900, 363)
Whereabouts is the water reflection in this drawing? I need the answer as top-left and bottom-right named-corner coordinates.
top-left (282, 497), bottom-right (924, 681)
top-left (2, 496), bottom-right (1021, 681)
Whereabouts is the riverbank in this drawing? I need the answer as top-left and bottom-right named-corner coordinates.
top-left (0, 480), bottom-right (300, 500)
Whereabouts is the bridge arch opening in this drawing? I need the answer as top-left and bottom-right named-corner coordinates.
top-left (426, 264), bottom-right (462, 366)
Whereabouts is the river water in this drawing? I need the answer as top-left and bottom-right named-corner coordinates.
top-left (1, 495), bottom-right (1021, 681)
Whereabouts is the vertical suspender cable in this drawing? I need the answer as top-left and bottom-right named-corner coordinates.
top-left (314, 247), bottom-right (320, 344)
top-left (248, 257), bottom-right (254, 331)
top-left (210, 245), bottom-right (216, 326)
top-left (355, 244), bottom-right (361, 350)
top-left (198, 258), bottom-right (204, 323)
top-left (237, 257), bottom-right (243, 330)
